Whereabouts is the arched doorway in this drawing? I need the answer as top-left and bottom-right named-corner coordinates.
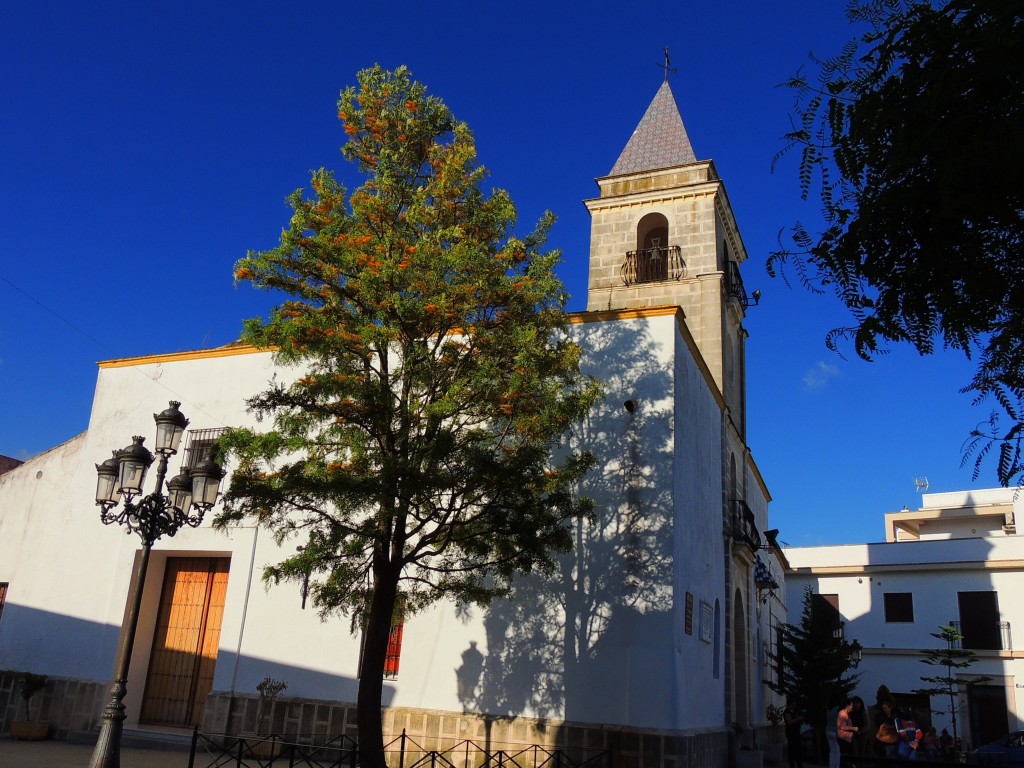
top-left (635, 213), bottom-right (669, 282)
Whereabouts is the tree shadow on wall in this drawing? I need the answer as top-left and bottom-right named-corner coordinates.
top-left (455, 317), bottom-right (677, 733)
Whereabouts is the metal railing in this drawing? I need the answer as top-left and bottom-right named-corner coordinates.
top-left (731, 499), bottom-right (761, 552)
top-left (187, 728), bottom-right (609, 768)
top-left (949, 620), bottom-right (1012, 651)
top-left (725, 262), bottom-right (748, 308)
top-left (621, 245), bottom-right (685, 286)
top-left (188, 730), bottom-right (358, 768)
top-left (387, 731), bottom-right (608, 768)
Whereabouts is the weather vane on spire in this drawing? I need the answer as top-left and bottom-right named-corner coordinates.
top-left (659, 47), bottom-right (678, 83)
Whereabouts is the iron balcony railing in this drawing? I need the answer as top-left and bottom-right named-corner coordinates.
top-left (621, 245), bottom-right (685, 286)
top-left (732, 499), bottom-right (761, 552)
top-left (725, 261), bottom-right (749, 308)
top-left (949, 620), bottom-right (1012, 651)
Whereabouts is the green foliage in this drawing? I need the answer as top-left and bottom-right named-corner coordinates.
top-left (18, 672), bottom-right (47, 722)
top-left (217, 65), bottom-right (599, 767)
top-left (914, 625), bottom-right (989, 742)
top-left (19, 672), bottom-right (47, 703)
top-left (769, 0), bottom-right (1024, 486)
top-left (769, 587), bottom-right (860, 739)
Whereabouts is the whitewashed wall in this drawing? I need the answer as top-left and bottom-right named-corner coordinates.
top-left (0, 309), bottom-right (746, 734)
top-left (787, 536), bottom-right (1024, 739)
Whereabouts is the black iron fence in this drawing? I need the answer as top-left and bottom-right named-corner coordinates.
top-left (187, 728), bottom-right (609, 768)
top-left (188, 730), bottom-right (358, 768)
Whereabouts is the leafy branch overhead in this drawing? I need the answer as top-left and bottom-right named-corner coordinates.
top-left (215, 65), bottom-right (599, 768)
top-left (769, 0), bottom-right (1024, 485)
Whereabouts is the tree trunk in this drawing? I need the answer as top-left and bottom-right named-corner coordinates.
top-left (357, 568), bottom-right (399, 768)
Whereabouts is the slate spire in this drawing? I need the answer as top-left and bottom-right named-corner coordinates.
top-left (610, 81), bottom-right (697, 176)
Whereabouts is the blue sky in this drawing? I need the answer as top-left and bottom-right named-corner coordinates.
top-left (0, 1), bottom-right (994, 546)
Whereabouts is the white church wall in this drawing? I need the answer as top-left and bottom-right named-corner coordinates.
top-left (671, 316), bottom-right (727, 728)
top-left (0, 305), bottom-right (744, 736)
top-left (0, 432), bottom-right (119, 678)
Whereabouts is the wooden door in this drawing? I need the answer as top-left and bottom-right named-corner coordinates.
top-left (140, 557), bottom-right (229, 727)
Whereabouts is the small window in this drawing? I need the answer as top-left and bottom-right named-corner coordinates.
top-left (180, 428), bottom-right (228, 469)
top-left (0, 582), bottom-right (7, 623)
top-left (685, 592), bottom-right (694, 635)
top-left (884, 592), bottom-right (914, 623)
top-left (812, 593), bottom-right (841, 625)
top-left (700, 600), bottom-right (713, 643)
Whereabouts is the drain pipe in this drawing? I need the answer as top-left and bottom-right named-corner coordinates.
top-left (226, 526), bottom-right (259, 728)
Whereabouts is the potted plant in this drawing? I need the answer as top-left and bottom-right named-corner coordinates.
top-left (10, 672), bottom-right (49, 740)
top-left (246, 676), bottom-right (287, 759)
top-left (763, 705), bottom-right (786, 764)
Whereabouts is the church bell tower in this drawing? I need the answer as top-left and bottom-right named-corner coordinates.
top-left (584, 77), bottom-right (753, 436)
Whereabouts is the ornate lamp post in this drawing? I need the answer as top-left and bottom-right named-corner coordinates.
top-left (848, 639), bottom-right (864, 668)
top-left (88, 401), bottom-right (224, 768)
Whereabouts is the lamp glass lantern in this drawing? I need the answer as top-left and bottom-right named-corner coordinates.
top-left (166, 469), bottom-right (194, 513)
top-left (116, 437), bottom-right (154, 497)
top-left (191, 459), bottom-right (225, 510)
top-left (95, 455), bottom-right (120, 506)
top-left (849, 639), bottom-right (863, 668)
top-left (153, 401), bottom-right (189, 455)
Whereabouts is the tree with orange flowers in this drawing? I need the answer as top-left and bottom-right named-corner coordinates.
top-left (215, 65), bottom-right (598, 768)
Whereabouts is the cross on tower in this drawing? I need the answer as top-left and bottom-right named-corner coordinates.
top-left (659, 47), bottom-right (678, 83)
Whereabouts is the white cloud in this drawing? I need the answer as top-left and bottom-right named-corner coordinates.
top-left (803, 360), bottom-right (840, 390)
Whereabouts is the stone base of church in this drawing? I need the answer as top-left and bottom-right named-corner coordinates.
top-left (0, 672), bottom-right (729, 768)
top-left (0, 670), bottom-right (108, 741)
top-left (202, 691), bottom-right (730, 768)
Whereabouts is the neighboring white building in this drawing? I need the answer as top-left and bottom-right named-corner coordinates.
top-left (0, 80), bottom-right (785, 765)
top-left (786, 488), bottom-right (1024, 750)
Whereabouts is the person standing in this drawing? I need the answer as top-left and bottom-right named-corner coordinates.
top-left (826, 703), bottom-right (841, 768)
top-left (849, 696), bottom-right (868, 759)
top-left (784, 702), bottom-right (805, 768)
top-left (837, 698), bottom-right (859, 767)
top-left (875, 701), bottom-right (900, 759)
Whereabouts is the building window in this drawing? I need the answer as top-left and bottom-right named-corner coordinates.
top-left (180, 428), bottom-right (228, 469)
top-left (384, 618), bottom-right (404, 679)
top-left (685, 592), bottom-right (694, 635)
top-left (957, 591), bottom-right (1002, 650)
top-left (0, 582), bottom-right (7, 623)
top-left (812, 593), bottom-right (841, 625)
top-left (884, 592), bottom-right (914, 623)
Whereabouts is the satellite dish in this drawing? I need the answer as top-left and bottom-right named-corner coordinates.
top-left (914, 477), bottom-right (929, 492)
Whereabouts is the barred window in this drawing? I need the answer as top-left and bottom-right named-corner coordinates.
top-left (180, 428), bottom-right (227, 469)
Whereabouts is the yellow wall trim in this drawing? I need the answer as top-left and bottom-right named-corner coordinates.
top-left (98, 343), bottom-right (267, 368)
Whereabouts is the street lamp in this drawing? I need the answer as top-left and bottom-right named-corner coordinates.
top-left (88, 401), bottom-right (224, 768)
top-left (849, 639), bottom-right (864, 669)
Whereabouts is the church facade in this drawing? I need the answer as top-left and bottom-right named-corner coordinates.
top-left (0, 80), bottom-right (784, 765)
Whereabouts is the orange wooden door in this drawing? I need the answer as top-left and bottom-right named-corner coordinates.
top-left (140, 557), bottom-right (229, 727)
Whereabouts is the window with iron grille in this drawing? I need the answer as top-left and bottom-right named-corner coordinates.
top-left (180, 428), bottom-right (227, 469)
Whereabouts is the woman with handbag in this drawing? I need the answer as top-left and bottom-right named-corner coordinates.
top-left (874, 701), bottom-right (899, 759)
